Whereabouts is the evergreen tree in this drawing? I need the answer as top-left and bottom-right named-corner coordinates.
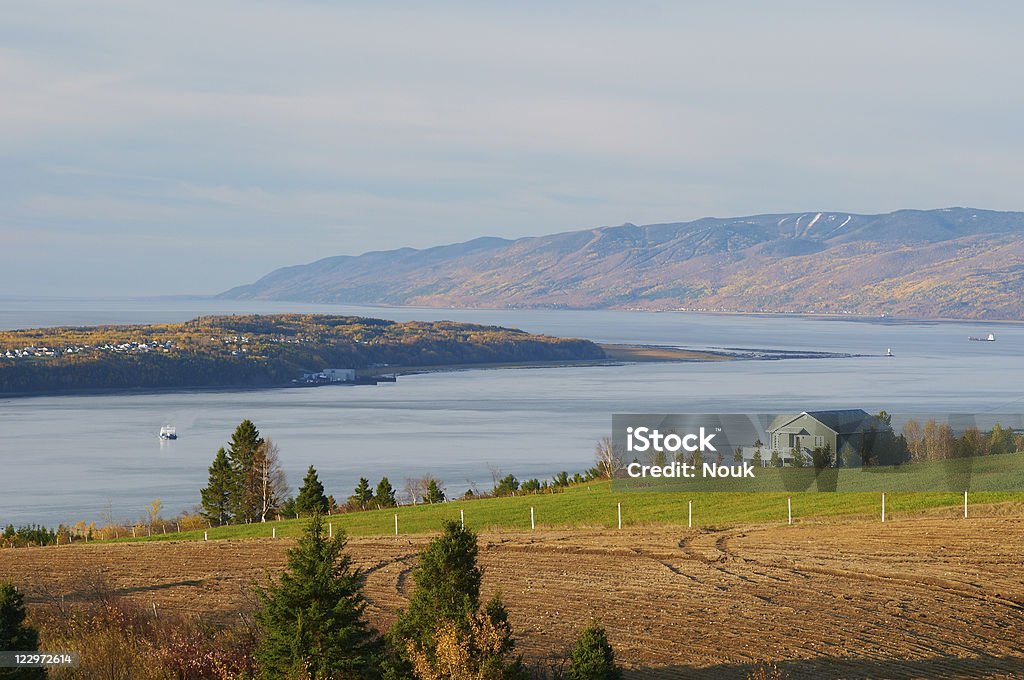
top-left (373, 477), bottom-right (396, 508)
top-left (769, 450), bottom-right (782, 468)
top-left (388, 521), bottom-right (482, 666)
top-left (388, 522), bottom-right (527, 679)
top-left (493, 474), bottom-right (519, 497)
top-left (295, 465), bottom-right (329, 516)
top-left (566, 623), bottom-right (622, 680)
top-left (350, 478), bottom-right (373, 510)
top-left (424, 479), bottom-right (445, 504)
top-left (751, 450), bottom-right (763, 467)
top-left (811, 443), bottom-right (834, 470)
top-left (0, 582), bottom-right (45, 680)
top-left (254, 514), bottom-right (381, 679)
top-left (788, 446), bottom-right (806, 467)
top-left (200, 448), bottom-right (234, 526)
top-left (226, 420), bottom-right (264, 523)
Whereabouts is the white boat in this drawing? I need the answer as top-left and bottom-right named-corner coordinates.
top-left (968, 333), bottom-right (995, 342)
top-left (159, 426), bottom-right (177, 440)
top-left (886, 348), bottom-right (894, 357)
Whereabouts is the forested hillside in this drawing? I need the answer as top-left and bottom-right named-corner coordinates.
top-left (0, 315), bottom-right (604, 394)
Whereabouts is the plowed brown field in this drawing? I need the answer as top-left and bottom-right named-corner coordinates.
top-left (2, 517), bottom-right (1023, 678)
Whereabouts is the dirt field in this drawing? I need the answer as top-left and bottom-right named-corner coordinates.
top-left (3, 516), bottom-right (1024, 678)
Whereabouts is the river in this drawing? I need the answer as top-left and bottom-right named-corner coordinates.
top-left (0, 296), bottom-right (1020, 525)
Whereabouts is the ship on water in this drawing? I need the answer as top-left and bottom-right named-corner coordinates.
top-left (968, 333), bottom-right (996, 342)
top-left (159, 425), bottom-right (177, 440)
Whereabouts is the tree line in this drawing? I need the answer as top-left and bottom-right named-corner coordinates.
top-left (199, 421), bottom-right (623, 526)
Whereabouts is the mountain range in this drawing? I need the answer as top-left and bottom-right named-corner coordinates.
top-left (221, 208), bottom-right (1024, 320)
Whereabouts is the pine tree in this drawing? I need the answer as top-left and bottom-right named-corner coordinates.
top-left (373, 477), bottom-right (396, 508)
top-left (200, 448), bottom-right (234, 526)
top-left (566, 623), bottom-right (622, 680)
top-left (349, 478), bottom-right (373, 510)
top-left (226, 420), bottom-right (264, 523)
top-left (769, 449), bottom-right (782, 468)
top-left (0, 582), bottom-right (45, 680)
top-left (295, 465), bottom-right (329, 516)
top-left (254, 514), bottom-right (381, 679)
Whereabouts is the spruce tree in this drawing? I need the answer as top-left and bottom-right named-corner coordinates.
top-left (566, 623), bottom-right (622, 680)
top-left (295, 465), bottom-right (329, 516)
top-left (388, 521), bottom-right (481, 662)
top-left (350, 478), bottom-right (372, 510)
top-left (388, 522), bottom-right (526, 679)
top-left (0, 582), bottom-right (45, 680)
top-left (373, 477), bottom-right (396, 508)
top-left (254, 514), bottom-right (381, 679)
top-left (200, 448), bottom-right (234, 526)
top-left (226, 420), bottom-right (264, 523)
top-left (424, 479), bottom-right (445, 504)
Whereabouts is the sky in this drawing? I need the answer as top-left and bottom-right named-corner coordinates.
top-left (2, 1), bottom-right (1023, 296)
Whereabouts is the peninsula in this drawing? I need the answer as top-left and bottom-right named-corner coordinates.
top-left (0, 314), bottom-right (605, 395)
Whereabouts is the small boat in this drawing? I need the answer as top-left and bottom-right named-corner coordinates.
top-left (968, 333), bottom-right (996, 342)
top-left (886, 348), bottom-right (894, 357)
top-left (159, 426), bottom-right (177, 440)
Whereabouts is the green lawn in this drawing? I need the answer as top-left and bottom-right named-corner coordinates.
top-left (112, 479), bottom-right (1023, 544)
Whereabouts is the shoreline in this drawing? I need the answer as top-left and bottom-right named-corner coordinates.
top-left (4, 295), bottom-right (1024, 328)
top-left (0, 343), bottom-right (862, 400)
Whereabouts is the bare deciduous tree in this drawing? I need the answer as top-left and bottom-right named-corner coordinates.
top-left (254, 439), bottom-right (288, 522)
top-left (594, 437), bottom-right (624, 479)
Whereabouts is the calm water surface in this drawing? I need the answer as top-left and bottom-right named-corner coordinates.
top-left (1, 297), bottom-right (1020, 525)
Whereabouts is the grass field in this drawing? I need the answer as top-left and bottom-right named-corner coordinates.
top-left (114, 476), bottom-right (1024, 544)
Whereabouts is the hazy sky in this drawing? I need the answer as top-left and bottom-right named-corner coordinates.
top-left (3, 2), bottom-right (1023, 295)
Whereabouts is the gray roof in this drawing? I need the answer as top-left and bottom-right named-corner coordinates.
top-left (769, 409), bottom-right (876, 435)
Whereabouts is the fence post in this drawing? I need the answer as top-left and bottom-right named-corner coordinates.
top-left (688, 500), bottom-right (692, 529)
top-left (881, 493), bottom-right (886, 523)
top-left (329, 522), bottom-right (333, 538)
top-left (204, 531), bottom-right (208, 541)
top-left (530, 506), bottom-right (535, 530)
top-left (132, 526), bottom-right (136, 538)
top-left (394, 513), bottom-right (398, 536)
top-left (152, 602), bottom-right (158, 619)
top-left (617, 502), bottom-right (622, 530)
top-left (788, 496), bottom-right (792, 526)
top-left (272, 527), bottom-right (276, 539)
top-left (460, 509), bottom-right (465, 529)
top-left (964, 490), bottom-right (968, 519)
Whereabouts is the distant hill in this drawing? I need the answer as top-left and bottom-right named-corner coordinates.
top-left (0, 315), bottom-right (604, 395)
top-left (221, 208), bottom-right (1024, 319)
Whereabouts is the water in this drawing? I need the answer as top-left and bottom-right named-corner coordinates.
top-left (1, 297), bottom-right (1020, 526)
